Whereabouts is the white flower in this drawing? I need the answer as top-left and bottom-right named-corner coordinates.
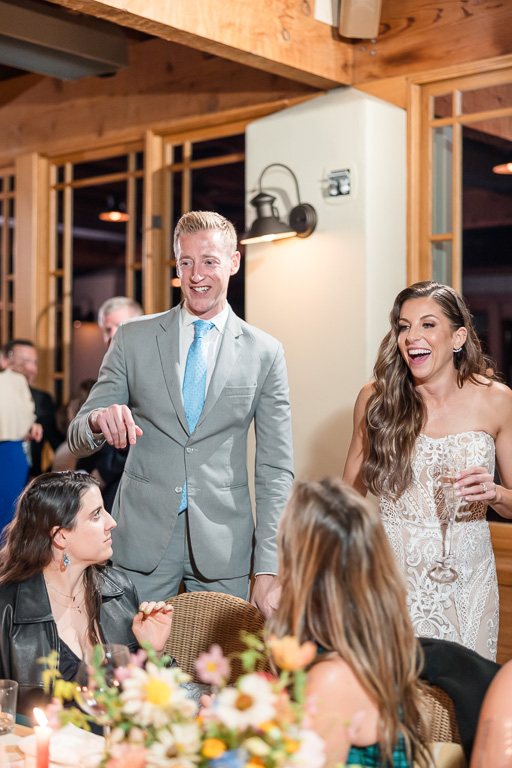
top-left (287, 729), bottom-right (326, 768)
top-left (145, 724), bottom-right (201, 768)
top-left (214, 673), bottom-right (277, 731)
top-left (120, 662), bottom-right (192, 727)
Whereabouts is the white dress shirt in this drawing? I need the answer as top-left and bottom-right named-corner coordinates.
top-left (179, 304), bottom-right (229, 394)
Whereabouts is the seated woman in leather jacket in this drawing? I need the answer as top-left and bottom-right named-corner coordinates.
top-left (0, 471), bottom-right (173, 716)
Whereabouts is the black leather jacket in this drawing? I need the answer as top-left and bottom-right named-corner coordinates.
top-left (0, 568), bottom-right (139, 715)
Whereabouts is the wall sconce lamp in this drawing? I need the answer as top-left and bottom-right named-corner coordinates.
top-left (240, 163), bottom-right (317, 245)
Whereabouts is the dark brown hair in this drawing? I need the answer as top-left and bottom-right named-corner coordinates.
top-left (269, 478), bottom-right (428, 767)
top-left (362, 281), bottom-right (496, 497)
top-left (0, 471), bottom-right (107, 646)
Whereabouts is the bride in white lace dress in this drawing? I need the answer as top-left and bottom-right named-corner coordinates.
top-left (343, 281), bottom-right (512, 661)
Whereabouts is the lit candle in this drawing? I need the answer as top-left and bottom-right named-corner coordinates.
top-left (33, 707), bottom-right (51, 768)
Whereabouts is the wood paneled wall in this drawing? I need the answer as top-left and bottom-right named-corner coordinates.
top-left (490, 522), bottom-right (512, 664)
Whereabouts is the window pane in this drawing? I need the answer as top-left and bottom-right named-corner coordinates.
top-left (432, 241), bottom-right (453, 285)
top-left (462, 82), bottom-right (512, 114)
top-left (73, 154), bottom-right (128, 181)
top-left (433, 93), bottom-right (452, 119)
top-left (432, 125), bottom-right (453, 235)
top-left (193, 134), bottom-right (245, 160)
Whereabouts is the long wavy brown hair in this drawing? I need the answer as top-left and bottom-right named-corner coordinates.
top-left (269, 478), bottom-right (429, 767)
top-left (362, 281), bottom-right (496, 497)
top-left (0, 472), bottom-right (107, 647)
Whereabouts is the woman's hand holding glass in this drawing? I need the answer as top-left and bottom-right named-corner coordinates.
top-left (454, 466), bottom-right (496, 503)
top-left (131, 601), bottom-right (174, 656)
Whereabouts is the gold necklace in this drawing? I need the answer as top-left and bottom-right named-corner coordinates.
top-left (45, 579), bottom-right (85, 613)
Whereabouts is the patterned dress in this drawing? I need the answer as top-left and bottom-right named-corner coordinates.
top-left (380, 431), bottom-right (499, 661)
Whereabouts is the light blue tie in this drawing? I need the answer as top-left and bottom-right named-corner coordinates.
top-left (179, 319), bottom-right (214, 512)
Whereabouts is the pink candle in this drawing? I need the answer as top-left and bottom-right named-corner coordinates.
top-left (33, 708), bottom-right (51, 768)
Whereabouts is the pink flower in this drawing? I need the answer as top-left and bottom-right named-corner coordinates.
top-left (106, 744), bottom-right (147, 768)
top-left (195, 644), bottom-right (231, 686)
top-left (130, 649), bottom-right (148, 668)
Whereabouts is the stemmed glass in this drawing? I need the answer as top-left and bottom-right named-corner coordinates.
top-left (428, 441), bottom-right (467, 584)
top-left (76, 644), bottom-right (130, 749)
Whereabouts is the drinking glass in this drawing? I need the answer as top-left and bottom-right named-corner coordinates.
top-left (0, 679), bottom-right (18, 735)
top-left (76, 644), bottom-right (130, 748)
top-left (472, 716), bottom-right (512, 768)
top-left (428, 441), bottom-right (467, 584)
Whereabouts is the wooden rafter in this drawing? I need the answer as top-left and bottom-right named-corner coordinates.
top-left (44, 0), bottom-right (354, 89)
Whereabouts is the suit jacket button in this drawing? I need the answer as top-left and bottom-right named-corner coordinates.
top-left (186, 447), bottom-right (193, 453)
top-left (175, 486), bottom-right (183, 493)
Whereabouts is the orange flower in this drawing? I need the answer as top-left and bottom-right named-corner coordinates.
top-left (202, 739), bottom-right (227, 759)
top-left (267, 636), bottom-right (317, 671)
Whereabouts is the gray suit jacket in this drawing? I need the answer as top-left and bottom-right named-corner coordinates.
top-left (68, 305), bottom-right (294, 579)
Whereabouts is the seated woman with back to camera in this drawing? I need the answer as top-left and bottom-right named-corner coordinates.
top-left (0, 471), bottom-right (173, 715)
top-left (268, 478), bottom-right (429, 768)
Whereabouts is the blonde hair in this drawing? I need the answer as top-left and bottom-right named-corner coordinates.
top-left (269, 478), bottom-right (428, 767)
top-left (362, 281), bottom-right (496, 497)
top-left (173, 211), bottom-right (237, 255)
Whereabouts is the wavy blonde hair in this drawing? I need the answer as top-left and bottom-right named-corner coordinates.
top-left (362, 281), bottom-right (496, 497)
top-left (269, 478), bottom-right (429, 767)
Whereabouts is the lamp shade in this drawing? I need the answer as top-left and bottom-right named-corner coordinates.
top-left (240, 192), bottom-right (296, 245)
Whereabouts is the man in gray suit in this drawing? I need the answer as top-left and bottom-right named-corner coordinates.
top-left (68, 211), bottom-right (293, 616)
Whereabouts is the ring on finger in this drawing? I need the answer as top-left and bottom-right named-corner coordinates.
top-left (481, 482), bottom-right (488, 493)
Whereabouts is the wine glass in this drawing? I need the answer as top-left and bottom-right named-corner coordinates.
top-left (428, 441), bottom-right (467, 584)
top-left (76, 644), bottom-right (131, 748)
top-left (472, 716), bottom-right (512, 768)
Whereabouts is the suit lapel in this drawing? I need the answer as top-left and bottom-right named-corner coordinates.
top-left (156, 305), bottom-right (189, 434)
top-left (196, 308), bottom-right (243, 430)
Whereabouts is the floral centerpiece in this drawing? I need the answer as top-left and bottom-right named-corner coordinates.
top-left (43, 634), bottom-right (327, 768)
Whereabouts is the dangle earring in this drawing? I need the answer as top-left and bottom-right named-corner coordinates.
top-left (453, 346), bottom-right (463, 353)
top-left (63, 551), bottom-right (71, 567)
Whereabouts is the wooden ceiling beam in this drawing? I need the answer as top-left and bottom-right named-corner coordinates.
top-left (44, 0), bottom-right (354, 89)
top-left (353, 0), bottom-right (512, 84)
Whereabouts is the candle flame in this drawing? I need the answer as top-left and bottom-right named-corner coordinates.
top-left (33, 707), bottom-right (49, 727)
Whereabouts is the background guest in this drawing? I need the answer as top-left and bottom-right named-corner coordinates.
top-left (97, 296), bottom-right (144, 348)
top-left (0, 350), bottom-right (40, 532)
top-left (4, 339), bottom-right (63, 476)
top-left (343, 281), bottom-right (512, 660)
top-left (269, 478), bottom-right (429, 768)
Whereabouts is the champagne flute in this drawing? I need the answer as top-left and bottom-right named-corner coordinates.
top-left (76, 644), bottom-right (131, 748)
top-left (428, 441), bottom-right (467, 584)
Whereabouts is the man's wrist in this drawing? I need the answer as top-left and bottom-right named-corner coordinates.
top-left (88, 409), bottom-right (102, 433)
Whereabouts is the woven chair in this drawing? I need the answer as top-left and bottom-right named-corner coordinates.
top-left (164, 591), bottom-right (269, 684)
top-left (418, 685), bottom-right (461, 745)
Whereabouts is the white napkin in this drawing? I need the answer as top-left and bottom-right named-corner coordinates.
top-left (18, 723), bottom-right (104, 767)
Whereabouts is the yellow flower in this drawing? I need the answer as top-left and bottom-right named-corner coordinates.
top-left (146, 678), bottom-right (172, 706)
top-left (202, 739), bottom-right (226, 758)
top-left (259, 720), bottom-right (278, 734)
top-left (284, 738), bottom-right (300, 754)
top-left (267, 636), bottom-right (317, 671)
top-left (246, 759), bottom-right (264, 768)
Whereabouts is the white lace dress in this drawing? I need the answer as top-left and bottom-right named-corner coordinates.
top-left (380, 431), bottom-right (499, 660)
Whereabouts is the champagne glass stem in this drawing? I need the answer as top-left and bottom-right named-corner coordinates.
top-left (445, 510), bottom-right (455, 558)
top-left (103, 723), bottom-right (111, 751)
